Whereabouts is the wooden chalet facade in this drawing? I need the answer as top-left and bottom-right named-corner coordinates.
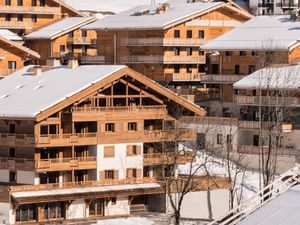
top-left (83, 2), bottom-right (252, 83)
top-left (24, 17), bottom-right (97, 65)
top-left (0, 0), bottom-right (84, 35)
top-left (0, 64), bottom-right (207, 224)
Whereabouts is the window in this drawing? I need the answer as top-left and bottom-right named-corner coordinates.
top-left (248, 65), bottom-right (256, 74)
top-left (253, 135), bottom-right (259, 146)
top-left (8, 61), bottom-right (16, 70)
top-left (174, 30), bottom-right (180, 38)
top-left (104, 146), bottom-right (115, 158)
top-left (5, 14), bottom-right (11, 21)
top-left (17, 0), bottom-right (23, 5)
top-left (174, 64), bottom-right (180, 73)
top-left (186, 65), bottom-right (192, 73)
top-left (40, 125), bottom-right (48, 135)
top-left (43, 202), bottom-right (63, 220)
top-left (105, 123), bottom-right (115, 132)
top-left (217, 134), bottom-right (223, 145)
top-left (251, 50), bottom-right (257, 56)
top-left (82, 30), bottom-right (87, 37)
top-left (111, 197), bottom-right (116, 205)
top-left (89, 199), bottom-right (104, 216)
top-left (174, 47), bottom-right (180, 56)
top-left (5, 0), bottom-right (11, 6)
top-left (128, 122), bottom-right (137, 131)
top-left (9, 171), bottom-right (16, 182)
top-left (9, 123), bottom-right (16, 133)
top-left (198, 30), bottom-right (205, 39)
top-left (127, 145), bottom-right (140, 156)
top-left (225, 51), bottom-right (232, 56)
top-left (239, 51), bottom-right (246, 56)
top-left (104, 170), bottom-right (115, 179)
top-left (127, 168), bottom-right (137, 178)
top-left (186, 47), bottom-right (192, 56)
top-left (68, 31), bottom-right (74, 38)
top-left (16, 204), bottom-right (36, 222)
top-left (40, 0), bottom-right (45, 6)
top-left (186, 30), bottom-right (192, 38)
top-left (198, 50), bottom-right (204, 56)
top-left (32, 0), bottom-right (37, 6)
top-left (31, 15), bottom-right (37, 23)
top-left (226, 135), bottom-right (232, 144)
top-left (234, 65), bottom-right (240, 74)
top-left (17, 14), bottom-right (23, 21)
top-left (9, 148), bottom-right (16, 157)
top-left (59, 45), bottom-right (65, 53)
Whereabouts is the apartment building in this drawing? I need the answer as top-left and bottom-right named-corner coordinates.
top-left (249, 0), bottom-right (299, 15)
top-left (0, 29), bottom-right (39, 77)
top-left (0, 64), bottom-right (224, 224)
top-left (24, 17), bottom-right (97, 65)
top-left (83, 1), bottom-right (252, 85)
top-left (0, 0), bottom-right (84, 35)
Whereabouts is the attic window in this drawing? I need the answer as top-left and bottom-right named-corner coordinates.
top-left (1, 94), bottom-right (9, 98)
top-left (15, 84), bottom-right (24, 89)
top-left (34, 85), bottom-right (43, 90)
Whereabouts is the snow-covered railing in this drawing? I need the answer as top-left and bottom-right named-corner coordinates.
top-left (210, 165), bottom-right (300, 225)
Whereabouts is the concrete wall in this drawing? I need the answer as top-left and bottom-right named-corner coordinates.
top-left (96, 143), bottom-right (143, 180)
top-left (167, 190), bottom-right (230, 220)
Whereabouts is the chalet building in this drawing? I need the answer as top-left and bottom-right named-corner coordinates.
top-left (0, 63), bottom-right (231, 224)
top-left (0, 0), bottom-right (84, 35)
top-left (0, 29), bottom-right (40, 77)
top-left (201, 15), bottom-right (300, 117)
top-left (24, 17), bottom-right (97, 65)
top-left (83, 1), bottom-right (252, 86)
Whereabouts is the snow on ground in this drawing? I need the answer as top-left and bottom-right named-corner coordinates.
top-left (95, 217), bottom-right (155, 225)
top-left (0, 202), bottom-right (9, 225)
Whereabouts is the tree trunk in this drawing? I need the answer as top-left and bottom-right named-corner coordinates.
top-left (207, 188), bottom-right (213, 221)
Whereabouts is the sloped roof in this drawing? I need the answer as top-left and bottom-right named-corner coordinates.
top-left (84, 2), bottom-right (229, 30)
top-left (24, 17), bottom-right (95, 40)
top-left (238, 185), bottom-right (300, 225)
top-left (0, 29), bottom-right (22, 41)
top-left (233, 65), bottom-right (300, 90)
top-left (202, 16), bottom-right (300, 51)
top-left (0, 65), bottom-right (206, 119)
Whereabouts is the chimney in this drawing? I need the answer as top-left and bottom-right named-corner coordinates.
top-left (67, 59), bottom-right (79, 69)
top-left (30, 66), bottom-right (42, 76)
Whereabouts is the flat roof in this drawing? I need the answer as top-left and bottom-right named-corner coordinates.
top-left (83, 2), bottom-right (223, 30)
top-left (24, 17), bottom-right (95, 40)
top-left (202, 16), bottom-right (300, 51)
top-left (0, 65), bottom-right (125, 118)
top-left (233, 65), bottom-right (300, 90)
top-left (12, 182), bottom-right (161, 198)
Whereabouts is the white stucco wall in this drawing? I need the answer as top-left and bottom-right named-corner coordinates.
top-left (97, 143), bottom-right (143, 180)
top-left (105, 196), bottom-right (129, 216)
top-left (66, 199), bottom-right (85, 219)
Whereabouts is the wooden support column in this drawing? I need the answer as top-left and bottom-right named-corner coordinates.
top-left (72, 146), bottom-right (75, 158)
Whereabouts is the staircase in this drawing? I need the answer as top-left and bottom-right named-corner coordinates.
top-left (210, 165), bottom-right (300, 225)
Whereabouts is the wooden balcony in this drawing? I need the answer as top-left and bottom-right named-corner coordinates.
top-left (120, 38), bottom-right (207, 47)
top-left (180, 116), bottom-right (238, 126)
top-left (67, 37), bottom-right (92, 45)
top-left (143, 152), bottom-right (193, 166)
top-left (0, 6), bottom-right (61, 14)
top-left (0, 133), bottom-right (35, 147)
top-left (0, 157), bottom-right (35, 171)
top-left (36, 156), bottom-right (97, 172)
top-left (120, 55), bottom-right (205, 64)
top-left (201, 74), bottom-right (246, 83)
top-left (236, 95), bottom-right (300, 107)
top-left (81, 55), bottom-right (106, 64)
top-left (0, 21), bottom-right (33, 29)
top-left (238, 145), bottom-right (300, 156)
top-left (10, 177), bottom-right (157, 192)
top-left (172, 73), bottom-right (201, 81)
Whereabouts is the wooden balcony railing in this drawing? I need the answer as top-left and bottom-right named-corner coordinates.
top-left (81, 55), bottom-right (106, 64)
top-left (0, 6), bottom-right (61, 14)
top-left (0, 133), bottom-right (35, 147)
top-left (120, 55), bottom-right (205, 64)
top-left (72, 105), bottom-right (167, 113)
top-left (0, 20), bottom-right (33, 29)
top-left (238, 145), bottom-right (300, 156)
top-left (172, 73), bottom-right (202, 81)
top-left (236, 95), bottom-right (300, 107)
top-left (143, 152), bottom-right (193, 166)
top-left (67, 37), bottom-right (92, 45)
top-left (0, 157), bottom-right (35, 171)
top-left (120, 38), bottom-right (207, 46)
top-left (10, 177), bottom-right (157, 193)
top-left (201, 74), bottom-right (246, 83)
top-left (180, 116), bottom-right (238, 126)
top-left (36, 156), bottom-right (97, 172)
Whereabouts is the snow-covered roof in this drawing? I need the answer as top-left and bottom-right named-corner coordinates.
top-left (61, 0), bottom-right (168, 14)
top-left (11, 182), bottom-right (160, 198)
top-left (238, 185), bottom-right (300, 225)
top-left (0, 29), bottom-right (22, 41)
top-left (84, 2), bottom-right (223, 30)
top-left (202, 16), bottom-right (300, 51)
top-left (0, 65), bottom-right (125, 118)
top-left (24, 17), bottom-right (95, 40)
top-left (233, 65), bottom-right (300, 90)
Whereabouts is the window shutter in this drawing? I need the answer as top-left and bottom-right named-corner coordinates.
top-left (136, 146), bottom-right (141, 155)
top-left (99, 171), bottom-right (105, 180)
top-left (114, 170), bottom-right (119, 179)
top-left (136, 169), bottom-right (142, 178)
